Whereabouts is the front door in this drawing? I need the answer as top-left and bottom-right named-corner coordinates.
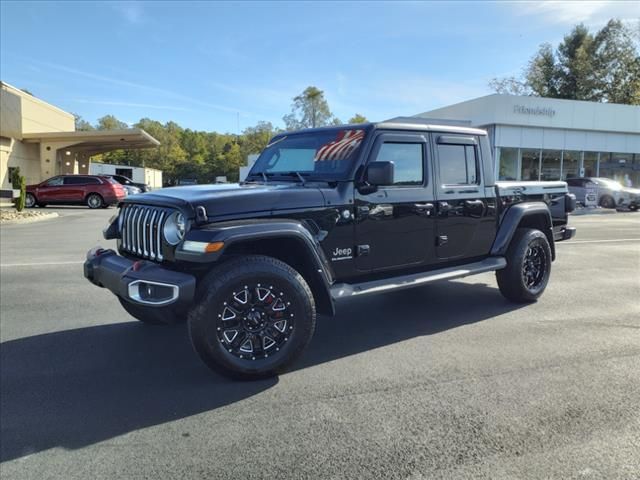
top-left (354, 132), bottom-right (436, 272)
top-left (36, 176), bottom-right (64, 203)
top-left (433, 134), bottom-right (497, 260)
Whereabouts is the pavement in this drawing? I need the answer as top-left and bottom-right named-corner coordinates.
top-left (1, 207), bottom-right (639, 480)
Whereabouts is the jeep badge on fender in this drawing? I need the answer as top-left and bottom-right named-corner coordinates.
top-left (84, 120), bottom-right (576, 380)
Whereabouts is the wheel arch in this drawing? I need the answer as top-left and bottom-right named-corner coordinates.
top-left (492, 202), bottom-right (555, 260)
top-left (180, 221), bottom-right (336, 316)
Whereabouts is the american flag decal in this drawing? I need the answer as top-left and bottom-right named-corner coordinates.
top-left (315, 129), bottom-right (365, 162)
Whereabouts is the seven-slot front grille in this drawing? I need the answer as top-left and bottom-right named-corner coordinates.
top-left (120, 204), bottom-right (167, 261)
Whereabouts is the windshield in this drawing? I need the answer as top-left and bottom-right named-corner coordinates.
top-left (249, 129), bottom-right (366, 180)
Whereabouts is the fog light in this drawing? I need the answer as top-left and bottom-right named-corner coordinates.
top-left (128, 280), bottom-right (179, 305)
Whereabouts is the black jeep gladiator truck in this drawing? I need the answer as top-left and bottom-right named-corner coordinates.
top-left (85, 121), bottom-right (576, 379)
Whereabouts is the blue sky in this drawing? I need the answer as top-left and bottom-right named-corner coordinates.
top-left (1, 1), bottom-right (637, 132)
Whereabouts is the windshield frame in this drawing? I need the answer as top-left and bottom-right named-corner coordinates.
top-left (247, 126), bottom-right (372, 182)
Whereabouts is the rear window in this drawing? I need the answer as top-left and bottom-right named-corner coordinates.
top-left (104, 177), bottom-right (119, 185)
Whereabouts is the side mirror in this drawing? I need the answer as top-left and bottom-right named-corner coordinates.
top-left (366, 161), bottom-right (394, 186)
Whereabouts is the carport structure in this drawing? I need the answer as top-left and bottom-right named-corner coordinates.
top-left (21, 129), bottom-right (160, 179)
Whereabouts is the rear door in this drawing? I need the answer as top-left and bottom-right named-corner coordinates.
top-left (62, 176), bottom-right (91, 202)
top-left (433, 134), bottom-right (496, 261)
top-left (354, 132), bottom-right (436, 272)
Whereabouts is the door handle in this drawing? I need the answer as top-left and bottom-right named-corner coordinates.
top-left (464, 200), bottom-right (484, 209)
top-left (414, 203), bottom-right (434, 216)
top-left (438, 201), bottom-right (452, 212)
top-left (369, 205), bottom-right (393, 218)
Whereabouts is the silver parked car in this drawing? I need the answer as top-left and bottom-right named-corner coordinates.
top-left (566, 177), bottom-right (637, 210)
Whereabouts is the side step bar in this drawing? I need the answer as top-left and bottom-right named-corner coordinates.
top-left (330, 257), bottom-right (506, 299)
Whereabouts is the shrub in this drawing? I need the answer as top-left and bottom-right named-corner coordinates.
top-left (15, 175), bottom-right (26, 212)
top-left (10, 167), bottom-right (21, 189)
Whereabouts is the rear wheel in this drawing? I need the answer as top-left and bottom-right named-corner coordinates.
top-left (25, 193), bottom-right (36, 208)
top-left (496, 228), bottom-right (552, 303)
top-left (188, 255), bottom-right (316, 380)
top-left (86, 193), bottom-right (103, 209)
top-left (118, 297), bottom-right (187, 325)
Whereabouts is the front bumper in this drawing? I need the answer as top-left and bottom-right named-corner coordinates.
top-left (554, 226), bottom-right (576, 242)
top-left (84, 247), bottom-right (196, 307)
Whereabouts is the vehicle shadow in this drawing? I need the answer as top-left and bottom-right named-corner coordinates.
top-left (0, 280), bottom-right (523, 462)
top-left (298, 279), bottom-right (524, 370)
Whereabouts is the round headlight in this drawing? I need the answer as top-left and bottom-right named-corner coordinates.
top-left (163, 211), bottom-right (188, 245)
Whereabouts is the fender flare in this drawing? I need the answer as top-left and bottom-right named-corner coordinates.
top-left (491, 202), bottom-right (555, 260)
top-left (176, 219), bottom-right (336, 315)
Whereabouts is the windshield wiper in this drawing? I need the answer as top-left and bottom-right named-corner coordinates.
top-left (270, 171), bottom-right (309, 185)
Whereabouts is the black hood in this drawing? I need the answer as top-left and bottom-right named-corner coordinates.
top-left (122, 183), bottom-right (326, 219)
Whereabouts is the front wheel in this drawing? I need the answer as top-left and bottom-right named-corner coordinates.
top-left (25, 193), bottom-right (36, 208)
top-left (188, 255), bottom-right (316, 380)
top-left (496, 228), bottom-right (552, 303)
top-left (599, 195), bottom-right (616, 209)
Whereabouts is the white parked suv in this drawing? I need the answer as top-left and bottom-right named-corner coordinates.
top-left (566, 177), bottom-right (635, 209)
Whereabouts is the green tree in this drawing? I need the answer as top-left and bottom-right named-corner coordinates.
top-left (348, 113), bottom-right (368, 124)
top-left (283, 86), bottom-right (334, 129)
top-left (96, 115), bottom-right (129, 130)
top-left (592, 19), bottom-right (640, 104)
top-left (73, 114), bottom-right (95, 131)
top-left (489, 19), bottom-right (640, 105)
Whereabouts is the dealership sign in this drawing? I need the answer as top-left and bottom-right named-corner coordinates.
top-left (513, 105), bottom-right (556, 118)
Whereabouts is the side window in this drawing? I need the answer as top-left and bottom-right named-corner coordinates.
top-left (45, 177), bottom-right (64, 186)
top-left (84, 177), bottom-right (101, 185)
top-left (437, 143), bottom-right (479, 185)
top-left (64, 176), bottom-right (85, 185)
top-left (375, 142), bottom-right (423, 186)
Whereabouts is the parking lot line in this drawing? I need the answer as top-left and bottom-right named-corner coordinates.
top-left (559, 238), bottom-right (640, 245)
top-left (0, 261), bottom-right (84, 268)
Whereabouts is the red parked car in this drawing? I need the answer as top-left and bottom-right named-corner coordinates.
top-left (25, 175), bottom-right (126, 209)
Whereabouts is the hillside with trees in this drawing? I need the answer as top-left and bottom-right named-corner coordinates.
top-left (79, 86), bottom-right (367, 185)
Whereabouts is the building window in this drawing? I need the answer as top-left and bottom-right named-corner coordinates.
top-left (541, 150), bottom-right (562, 181)
top-left (521, 149), bottom-right (540, 181)
top-left (562, 151), bottom-right (580, 179)
top-left (498, 148), bottom-right (518, 180)
top-left (583, 152), bottom-right (598, 177)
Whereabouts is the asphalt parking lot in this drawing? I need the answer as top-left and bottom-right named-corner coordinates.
top-left (1, 207), bottom-right (639, 480)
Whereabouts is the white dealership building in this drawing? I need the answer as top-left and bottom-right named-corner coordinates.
top-left (416, 94), bottom-right (640, 186)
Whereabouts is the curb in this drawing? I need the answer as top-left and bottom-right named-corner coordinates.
top-left (0, 212), bottom-right (60, 225)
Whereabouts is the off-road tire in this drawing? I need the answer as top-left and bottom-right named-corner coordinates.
top-left (599, 195), bottom-right (616, 209)
top-left (86, 193), bottom-right (103, 209)
top-left (25, 193), bottom-right (36, 208)
top-left (496, 228), bottom-right (552, 303)
top-left (188, 255), bottom-right (316, 380)
top-left (118, 297), bottom-right (187, 325)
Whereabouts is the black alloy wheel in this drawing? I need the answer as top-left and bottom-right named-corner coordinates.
top-left (522, 244), bottom-right (547, 290)
top-left (216, 283), bottom-right (294, 361)
top-left (496, 228), bottom-right (552, 303)
top-left (188, 255), bottom-right (316, 380)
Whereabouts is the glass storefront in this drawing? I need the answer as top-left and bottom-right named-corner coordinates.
top-left (541, 150), bottom-right (562, 181)
top-left (583, 152), bottom-right (598, 177)
top-left (498, 148), bottom-right (518, 180)
top-left (562, 151), bottom-right (580, 179)
top-left (520, 149), bottom-right (540, 181)
top-left (496, 148), bottom-right (640, 186)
